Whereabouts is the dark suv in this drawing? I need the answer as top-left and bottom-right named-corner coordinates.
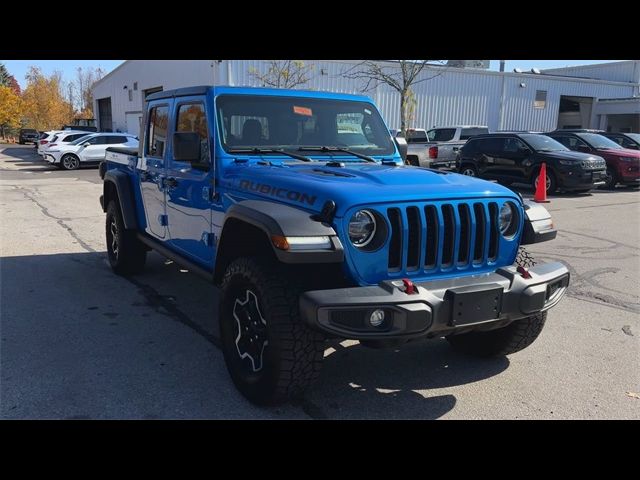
top-left (456, 133), bottom-right (606, 194)
top-left (546, 130), bottom-right (640, 189)
top-left (19, 129), bottom-right (40, 145)
top-left (601, 132), bottom-right (640, 150)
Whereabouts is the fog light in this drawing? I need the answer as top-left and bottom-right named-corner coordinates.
top-left (369, 309), bottom-right (386, 327)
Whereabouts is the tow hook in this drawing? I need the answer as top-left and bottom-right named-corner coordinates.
top-left (516, 265), bottom-right (532, 279)
top-left (402, 278), bottom-right (418, 294)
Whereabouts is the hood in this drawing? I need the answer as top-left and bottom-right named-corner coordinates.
top-left (223, 162), bottom-right (519, 216)
top-left (597, 148), bottom-right (640, 159)
top-left (539, 150), bottom-right (602, 162)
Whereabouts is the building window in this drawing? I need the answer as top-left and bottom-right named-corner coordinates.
top-left (534, 90), bottom-right (547, 109)
top-left (128, 89), bottom-right (133, 102)
top-left (133, 82), bottom-right (138, 91)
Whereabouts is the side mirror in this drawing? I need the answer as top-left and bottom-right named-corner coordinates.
top-left (394, 136), bottom-right (408, 162)
top-left (173, 132), bottom-right (201, 163)
top-left (82, 142), bottom-right (91, 147)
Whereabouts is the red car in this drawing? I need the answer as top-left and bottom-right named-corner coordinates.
top-left (547, 130), bottom-right (640, 189)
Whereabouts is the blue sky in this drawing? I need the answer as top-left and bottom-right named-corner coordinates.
top-left (0, 60), bottom-right (625, 89)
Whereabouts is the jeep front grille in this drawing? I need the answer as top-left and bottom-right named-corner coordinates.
top-left (386, 201), bottom-right (501, 274)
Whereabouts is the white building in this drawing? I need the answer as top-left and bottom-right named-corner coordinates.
top-left (92, 60), bottom-right (640, 137)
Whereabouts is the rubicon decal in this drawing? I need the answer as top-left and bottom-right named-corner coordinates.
top-left (239, 180), bottom-right (317, 206)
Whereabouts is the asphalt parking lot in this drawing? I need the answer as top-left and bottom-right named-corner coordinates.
top-left (1, 144), bottom-right (638, 419)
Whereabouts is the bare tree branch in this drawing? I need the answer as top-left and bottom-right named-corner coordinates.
top-left (250, 60), bottom-right (315, 89)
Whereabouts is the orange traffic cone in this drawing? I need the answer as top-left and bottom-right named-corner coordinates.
top-left (533, 162), bottom-right (550, 203)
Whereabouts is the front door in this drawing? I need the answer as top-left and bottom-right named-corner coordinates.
top-left (165, 99), bottom-right (214, 266)
top-left (495, 137), bottom-right (530, 181)
top-left (138, 103), bottom-right (169, 239)
top-left (80, 135), bottom-right (109, 162)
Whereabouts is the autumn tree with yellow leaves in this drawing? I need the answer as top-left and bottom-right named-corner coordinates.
top-left (0, 85), bottom-right (23, 139)
top-left (21, 67), bottom-right (74, 131)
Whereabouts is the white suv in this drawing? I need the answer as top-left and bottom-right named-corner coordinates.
top-left (40, 131), bottom-right (91, 159)
top-left (44, 133), bottom-right (139, 170)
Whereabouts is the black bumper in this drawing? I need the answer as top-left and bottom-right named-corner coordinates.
top-left (558, 169), bottom-right (606, 189)
top-left (300, 262), bottom-right (569, 340)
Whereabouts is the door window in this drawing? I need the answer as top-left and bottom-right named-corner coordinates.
top-left (147, 105), bottom-right (169, 157)
top-left (176, 103), bottom-right (210, 164)
top-left (504, 138), bottom-right (527, 153)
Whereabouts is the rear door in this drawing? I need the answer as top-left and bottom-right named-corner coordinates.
top-left (138, 102), bottom-right (170, 239)
top-left (494, 136), bottom-right (530, 181)
top-left (165, 98), bottom-right (214, 266)
top-left (476, 137), bottom-right (505, 178)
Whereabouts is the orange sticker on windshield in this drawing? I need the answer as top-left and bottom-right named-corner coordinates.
top-left (293, 106), bottom-right (313, 116)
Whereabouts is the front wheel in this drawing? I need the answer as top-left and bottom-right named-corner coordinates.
top-left (600, 167), bottom-right (618, 190)
top-left (61, 153), bottom-right (80, 170)
top-left (219, 257), bottom-right (325, 405)
top-left (532, 168), bottom-right (557, 195)
top-left (459, 164), bottom-right (478, 177)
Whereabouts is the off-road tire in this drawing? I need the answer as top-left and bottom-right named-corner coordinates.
top-left (446, 247), bottom-right (546, 357)
top-left (105, 200), bottom-right (146, 275)
top-left (219, 257), bottom-right (325, 405)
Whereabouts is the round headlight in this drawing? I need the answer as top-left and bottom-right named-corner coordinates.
top-left (349, 210), bottom-right (376, 247)
top-left (499, 202), bottom-right (517, 237)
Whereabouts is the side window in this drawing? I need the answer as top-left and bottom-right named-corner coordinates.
top-left (568, 136), bottom-right (588, 149)
top-left (460, 128), bottom-right (489, 140)
top-left (504, 138), bottom-right (527, 153)
top-left (481, 137), bottom-right (505, 152)
top-left (176, 103), bottom-right (210, 164)
top-left (428, 128), bottom-right (456, 142)
top-left (552, 136), bottom-right (571, 148)
top-left (106, 135), bottom-right (126, 144)
top-left (147, 105), bottom-right (169, 157)
top-left (88, 136), bottom-right (107, 145)
top-left (621, 137), bottom-right (635, 148)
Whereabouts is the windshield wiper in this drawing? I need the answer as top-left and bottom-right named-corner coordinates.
top-left (298, 146), bottom-right (377, 163)
top-left (228, 147), bottom-right (312, 162)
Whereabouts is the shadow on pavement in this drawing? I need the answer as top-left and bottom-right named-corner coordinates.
top-left (1, 249), bottom-right (509, 419)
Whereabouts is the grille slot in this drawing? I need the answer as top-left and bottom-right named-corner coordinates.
top-left (424, 206), bottom-right (438, 269)
top-left (457, 204), bottom-right (471, 265)
top-left (406, 207), bottom-right (421, 270)
top-left (387, 208), bottom-right (402, 271)
top-left (488, 202), bottom-right (499, 261)
top-left (441, 204), bottom-right (455, 267)
top-left (473, 203), bottom-right (486, 263)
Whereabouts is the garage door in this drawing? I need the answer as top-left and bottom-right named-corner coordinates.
top-left (97, 97), bottom-right (112, 132)
top-left (125, 112), bottom-right (143, 137)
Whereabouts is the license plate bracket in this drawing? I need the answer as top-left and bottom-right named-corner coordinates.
top-left (446, 284), bottom-right (503, 326)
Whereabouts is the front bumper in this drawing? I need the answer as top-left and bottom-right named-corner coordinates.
top-left (558, 168), bottom-right (606, 189)
top-left (300, 261), bottom-right (569, 340)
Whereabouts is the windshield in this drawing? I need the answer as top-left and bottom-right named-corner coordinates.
top-left (577, 133), bottom-right (623, 150)
top-left (69, 134), bottom-right (96, 145)
top-left (216, 95), bottom-right (395, 158)
top-left (521, 134), bottom-right (569, 152)
top-left (625, 133), bottom-right (640, 143)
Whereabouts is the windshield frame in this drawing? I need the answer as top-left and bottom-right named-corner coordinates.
top-left (215, 94), bottom-right (396, 159)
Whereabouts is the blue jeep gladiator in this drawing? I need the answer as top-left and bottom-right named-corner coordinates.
top-left (100, 86), bottom-right (569, 405)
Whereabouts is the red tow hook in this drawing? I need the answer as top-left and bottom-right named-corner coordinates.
top-left (402, 278), bottom-right (418, 294)
top-left (516, 265), bottom-right (532, 279)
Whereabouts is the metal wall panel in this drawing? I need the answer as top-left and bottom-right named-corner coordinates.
top-left (543, 61), bottom-right (639, 84)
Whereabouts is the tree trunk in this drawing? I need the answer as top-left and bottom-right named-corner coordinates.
top-left (0, 125), bottom-right (5, 140)
top-left (400, 89), bottom-right (407, 136)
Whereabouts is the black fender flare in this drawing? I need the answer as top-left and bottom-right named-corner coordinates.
top-left (102, 170), bottom-right (139, 230)
top-left (222, 200), bottom-right (344, 263)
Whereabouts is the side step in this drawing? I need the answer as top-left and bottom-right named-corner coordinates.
top-left (136, 233), bottom-right (215, 282)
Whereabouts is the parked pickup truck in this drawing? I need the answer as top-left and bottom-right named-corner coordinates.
top-left (406, 125), bottom-right (489, 168)
top-left (100, 86), bottom-right (568, 405)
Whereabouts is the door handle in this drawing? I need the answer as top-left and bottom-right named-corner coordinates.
top-left (164, 177), bottom-right (179, 188)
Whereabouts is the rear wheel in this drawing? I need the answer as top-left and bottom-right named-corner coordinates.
top-left (219, 257), bottom-right (325, 405)
top-left (105, 200), bottom-right (146, 275)
top-left (446, 247), bottom-right (546, 357)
